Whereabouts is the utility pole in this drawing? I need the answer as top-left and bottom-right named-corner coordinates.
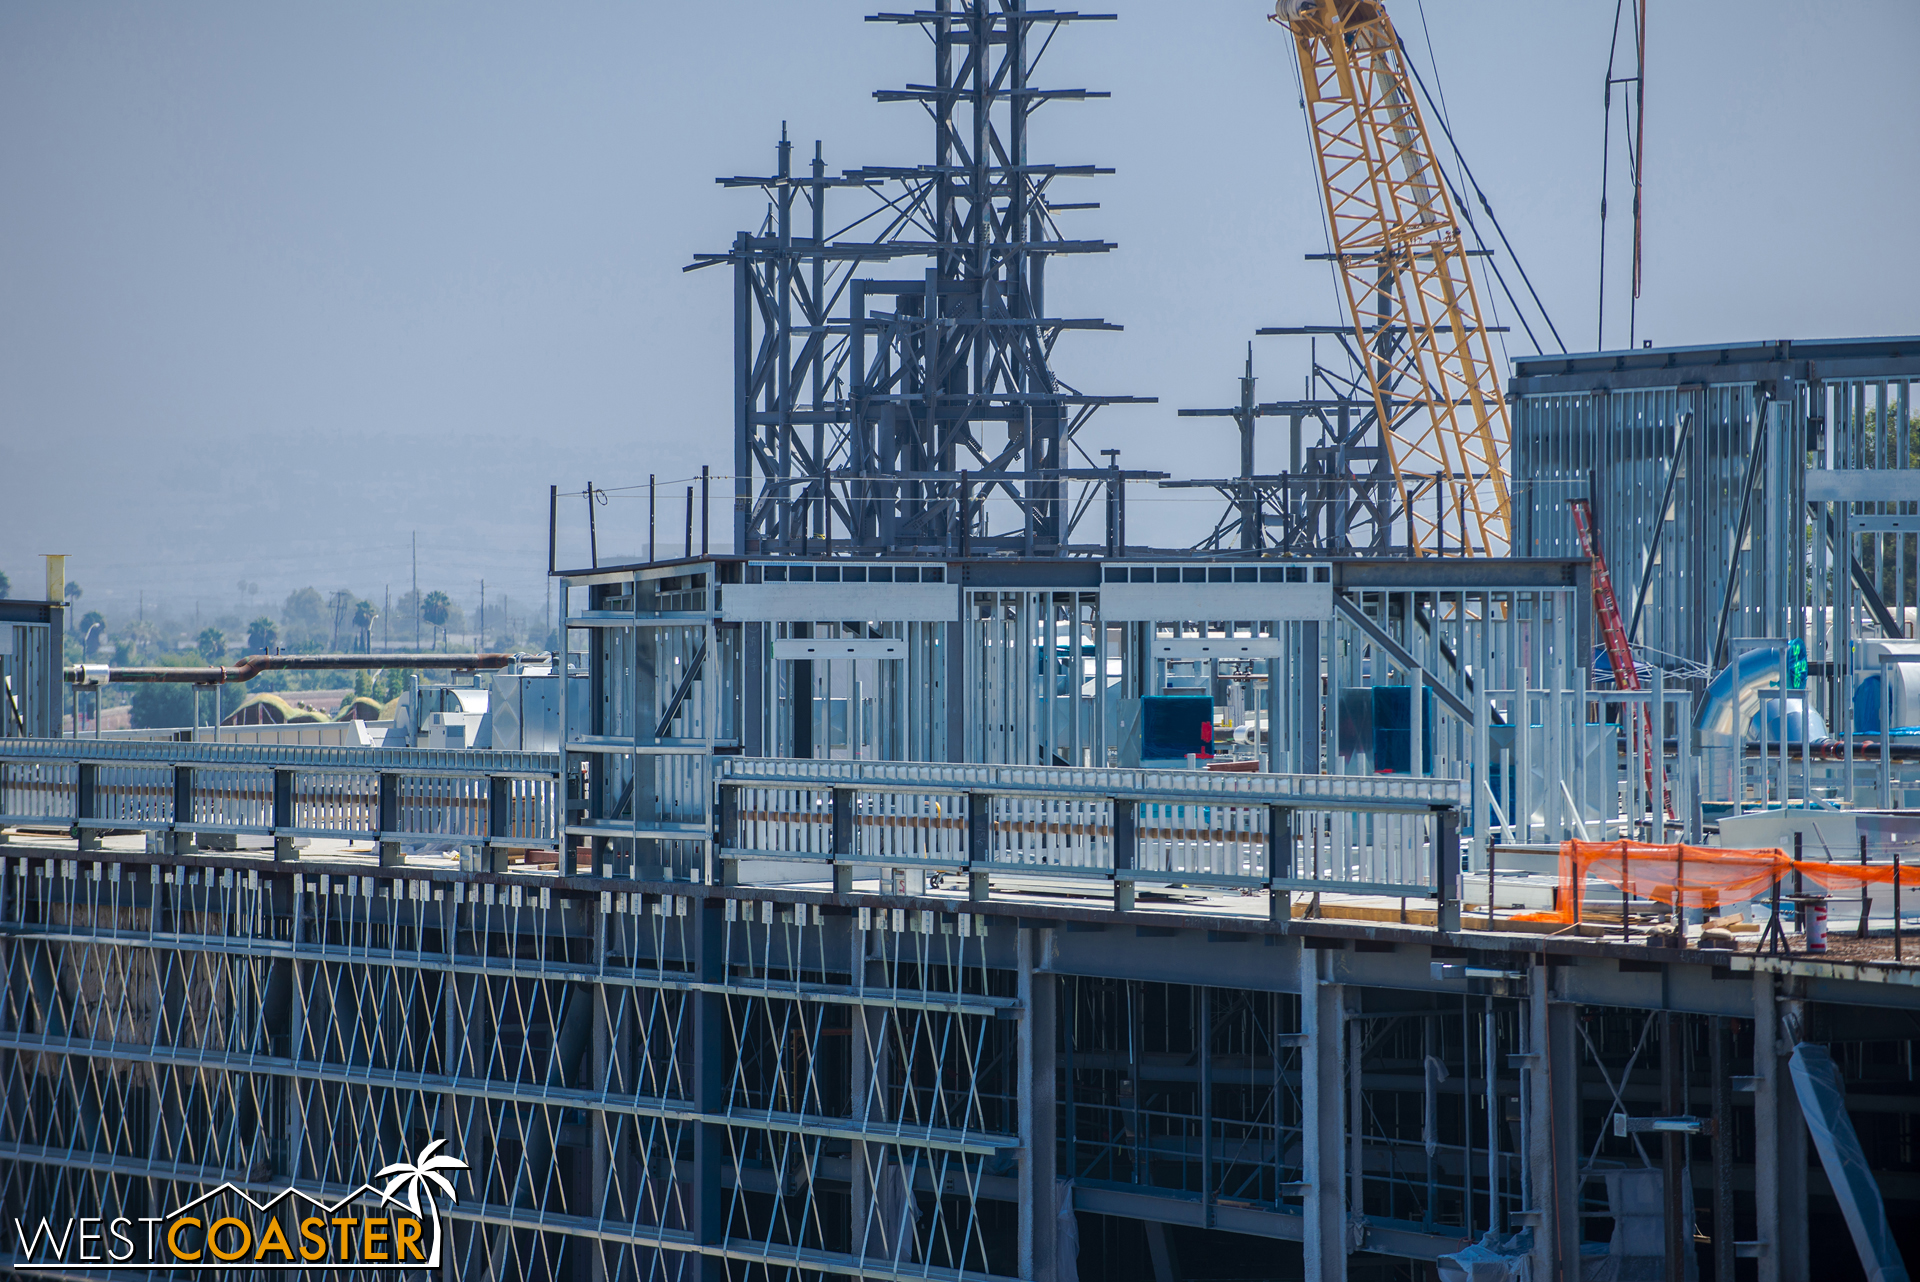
top-left (480, 580), bottom-right (486, 651)
top-left (412, 533), bottom-right (419, 651)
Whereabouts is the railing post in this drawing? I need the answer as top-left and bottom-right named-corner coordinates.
top-left (272, 769), bottom-right (296, 862)
top-left (482, 774), bottom-right (508, 874)
top-left (967, 792), bottom-right (992, 902)
top-left (1435, 805), bottom-right (1461, 932)
top-left (376, 772), bottom-right (403, 868)
top-left (1268, 804), bottom-right (1293, 926)
top-left (75, 761), bottom-right (99, 852)
top-left (171, 765), bottom-right (194, 856)
top-left (830, 786), bottom-right (854, 894)
top-left (1112, 798), bottom-right (1137, 912)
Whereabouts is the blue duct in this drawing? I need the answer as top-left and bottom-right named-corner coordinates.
top-left (1695, 644), bottom-right (1791, 740)
top-left (1750, 697), bottom-right (1828, 744)
top-left (1855, 673), bottom-right (1887, 734)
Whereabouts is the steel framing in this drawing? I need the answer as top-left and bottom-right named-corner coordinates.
top-left (1513, 339), bottom-right (1920, 671)
top-left (695, 0), bottom-right (1151, 559)
top-left (9, 4), bottom-right (1920, 1277)
top-left (0, 602), bottom-right (63, 743)
top-left (1513, 338), bottom-right (1920, 814)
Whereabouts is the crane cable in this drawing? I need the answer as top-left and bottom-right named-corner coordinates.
top-left (1396, 36), bottom-right (1568, 357)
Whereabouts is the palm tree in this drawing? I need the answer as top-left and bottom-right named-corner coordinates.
top-left (124, 619), bottom-right (159, 661)
top-left (197, 628), bottom-right (226, 662)
top-left (422, 591), bottom-right (452, 651)
top-left (351, 599), bottom-right (378, 653)
top-left (247, 616), bottom-right (278, 654)
top-left (375, 1138), bottom-right (467, 1264)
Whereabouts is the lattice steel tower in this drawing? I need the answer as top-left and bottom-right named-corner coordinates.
top-left (695, 1), bottom-right (1149, 558)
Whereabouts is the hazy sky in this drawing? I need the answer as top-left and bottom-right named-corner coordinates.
top-left (2, 1), bottom-right (1915, 632)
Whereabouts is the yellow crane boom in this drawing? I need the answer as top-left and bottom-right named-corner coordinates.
top-left (1272, 0), bottom-right (1512, 556)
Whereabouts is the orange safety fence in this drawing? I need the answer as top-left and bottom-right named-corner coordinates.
top-left (1513, 839), bottom-right (1920, 924)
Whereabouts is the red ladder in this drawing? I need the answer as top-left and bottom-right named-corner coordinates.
top-left (1568, 498), bottom-right (1668, 819)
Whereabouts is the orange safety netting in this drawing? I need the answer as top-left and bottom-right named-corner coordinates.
top-left (1513, 839), bottom-right (1920, 924)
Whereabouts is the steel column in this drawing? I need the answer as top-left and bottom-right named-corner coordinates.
top-left (691, 896), bottom-right (727, 1280)
top-left (1548, 989), bottom-right (1580, 1280)
top-left (1711, 1016), bottom-right (1734, 1282)
top-left (1301, 942), bottom-right (1347, 1281)
top-left (1662, 1012), bottom-right (1687, 1282)
top-left (1018, 925), bottom-right (1058, 1280)
top-left (1752, 974), bottom-right (1811, 1282)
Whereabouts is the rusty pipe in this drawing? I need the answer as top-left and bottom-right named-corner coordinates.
top-left (67, 653), bottom-right (543, 686)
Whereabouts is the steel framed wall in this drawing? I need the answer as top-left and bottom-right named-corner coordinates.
top-left (1512, 338), bottom-right (1920, 678)
top-left (0, 602), bottom-right (63, 742)
top-left (0, 854), bottom-right (1034, 1281)
top-left (9, 845), bottom-right (1918, 1281)
top-left (1513, 381), bottom-right (1795, 677)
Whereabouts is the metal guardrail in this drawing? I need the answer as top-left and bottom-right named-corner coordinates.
top-left (0, 736), bottom-right (559, 775)
top-left (716, 758), bottom-right (1462, 918)
top-left (0, 740), bottom-right (1463, 923)
top-left (0, 738), bottom-right (561, 858)
top-left (716, 756), bottom-right (1460, 809)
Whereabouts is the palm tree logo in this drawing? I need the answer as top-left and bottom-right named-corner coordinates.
top-left (374, 1139), bottom-right (468, 1266)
